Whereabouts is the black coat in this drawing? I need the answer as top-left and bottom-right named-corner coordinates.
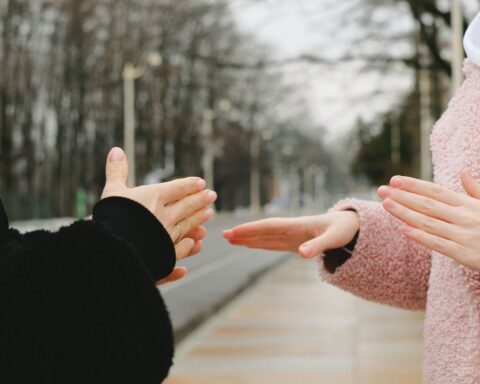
top-left (0, 197), bottom-right (176, 384)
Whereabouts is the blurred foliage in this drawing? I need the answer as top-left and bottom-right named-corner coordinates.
top-left (349, 0), bottom-right (464, 185)
top-left (352, 98), bottom-right (420, 185)
top-left (0, 0), bottom-right (333, 219)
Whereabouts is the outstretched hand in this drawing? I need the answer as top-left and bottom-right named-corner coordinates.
top-left (378, 169), bottom-right (480, 272)
top-left (102, 147), bottom-right (217, 284)
top-left (223, 211), bottom-right (360, 259)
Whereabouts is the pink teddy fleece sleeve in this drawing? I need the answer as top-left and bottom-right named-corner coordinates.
top-left (319, 198), bottom-right (431, 310)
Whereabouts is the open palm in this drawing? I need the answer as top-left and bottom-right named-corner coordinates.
top-left (223, 211), bottom-right (360, 258)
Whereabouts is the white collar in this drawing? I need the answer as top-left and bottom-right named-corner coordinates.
top-left (464, 12), bottom-right (480, 67)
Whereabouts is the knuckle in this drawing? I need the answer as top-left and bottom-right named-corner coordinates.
top-left (190, 177), bottom-right (200, 189)
top-left (430, 185), bottom-right (443, 199)
top-left (421, 216), bottom-right (437, 232)
top-left (452, 246), bottom-right (469, 264)
top-left (193, 210), bottom-right (205, 224)
top-left (181, 218), bottom-right (194, 233)
top-left (175, 245), bottom-right (185, 258)
top-left (420, 198), bottom-right (436, 213)
top-left (467, 211), bottom-right (480, 226)
top-left (203, 190), bottom-right (212, 204)
top-left (170, 178), bottom-right (188, 193)
top-left (186, 177), bottom-right (199, 191)
top-left (177, 179), bottom-right (189, 194)
top-left (456, 210), bottom-right (477, 228)
top-left (458, 228), bottom-right (475, 244)
top-left (431, 237), bottom-right (446, 252)
top-left (180, 239), bottom-right (190, 250)
top-left (186, 198), bottom-right (198, 212)
top-left (192, 191), bottom-right (208, 208)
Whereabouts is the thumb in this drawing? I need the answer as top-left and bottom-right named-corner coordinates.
top-left (299, 228), bottom-right (338, 259)
top-left (461, 168), bottom-right (480, 199)
top-left (105, 147), bottom-right (128, 188)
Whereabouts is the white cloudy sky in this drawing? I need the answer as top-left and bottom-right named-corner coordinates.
top-left (230, 0), bottom-right (478, 143)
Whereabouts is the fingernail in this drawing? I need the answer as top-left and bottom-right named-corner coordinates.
top-left (383, 198), bottom-right (396, 209)
top-left (109, 147), bottom-right (125, 162)
top-left (390, 176), bottom-right (402, 188)
top-left (203, 208), bottom-right (214, 220)
top-left (377, 186), bottom-right (390, 198)
top-left (198, 179), bottom-right (206, 189)
top-left (300, 244), bottom-right (312, 257)
top-left (208, 191), bottom-right (217, 203)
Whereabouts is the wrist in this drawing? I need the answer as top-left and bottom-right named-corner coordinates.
top-left (344, 209), bottom-right (360, 232)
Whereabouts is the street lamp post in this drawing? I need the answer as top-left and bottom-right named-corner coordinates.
top-left (201, 109), bottom-right (215, 189)
top-left (123, 64), bottom-right (137, 188)
top-left (419, 44), bottom-right (433, 181)
top-left (250, 133), bottom-right (261, 213)
top-left (122, 52), bottom-right (162, 187)
top-left (201, 99), bottom-right (231, 189)
top-left (451, 0), bottom-right (464, 93)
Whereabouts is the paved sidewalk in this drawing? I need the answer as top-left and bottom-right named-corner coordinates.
top-left (165, 256), bottom-right (424, 384)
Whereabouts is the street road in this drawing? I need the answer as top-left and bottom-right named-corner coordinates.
top-left (160, 213), bottom-right (291, 341)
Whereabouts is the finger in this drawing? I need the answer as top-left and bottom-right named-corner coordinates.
top-left (389, 175), bottom-right (468, 206)
top-left (377, 185), bottom-right (463, 224)
top-left (104, 147), bottom-right (128, 192)
top-left (226, 218), bottom-right (292, 238)
top-left (400, 225), bottom-right (465, 265)
top-left (157, 177), bottom-right (206, 203)
top-left (185, 226), bottom-right (207, 242)
top-left (299, 228), bottom-right (344, 258)
top-left (156, 267), bottom-right (188, 285)
top-left (228, 239), bottom-right (290, 251)
top-left (188, 240), bottom-right (203, 257)
top-left (174, 237), bottom-right (196, 261)
top-left (167, 190), bottom-right (217, 224)
top-left (461, 168), bottom-right (480, 200)
top-left (383, 198), bottom-right (455, 240)
top-left (226, 234), bottom-right (287, 244)
top-left (170, 208), bottom-right (214, 242)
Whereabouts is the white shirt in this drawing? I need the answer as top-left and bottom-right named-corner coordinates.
top-left (464, 12), bottom-right (480, 67)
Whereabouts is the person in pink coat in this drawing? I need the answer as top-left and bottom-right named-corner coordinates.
top-left (224, 12), bottom-right (480, 384)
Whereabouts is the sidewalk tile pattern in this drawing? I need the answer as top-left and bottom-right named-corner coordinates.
top-left (165, 257), bottom-right (423, 384)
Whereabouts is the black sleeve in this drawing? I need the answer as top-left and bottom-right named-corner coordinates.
top-left (92, 196), bottom-right (176, 281)
top-left (0, 200), bottom-right (175, 384)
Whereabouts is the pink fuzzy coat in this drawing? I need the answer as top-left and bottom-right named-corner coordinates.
top-left (321, 60), bottom-right (480, 384)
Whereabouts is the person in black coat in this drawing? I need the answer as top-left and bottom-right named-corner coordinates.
top-left (0, 147), bottom-right (217, 384)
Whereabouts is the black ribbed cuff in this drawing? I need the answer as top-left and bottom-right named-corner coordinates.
top-left (92, 196), bottom-right (175, 280)
top-left (323, 230), bottom-right (359, 274)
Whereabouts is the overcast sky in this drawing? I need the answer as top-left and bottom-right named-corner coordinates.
top-left (230, 0), bottom-right (478, 143)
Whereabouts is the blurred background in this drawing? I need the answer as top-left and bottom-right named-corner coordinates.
top-left (1, 0), bottom-right (477, 220)
top-left (2, 1), bottom-right (479, 382)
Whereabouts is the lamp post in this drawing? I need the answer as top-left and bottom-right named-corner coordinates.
top-left (123, 52), bottom-right (162, 187)
top-left (451, 0), bottom-right (464, 93)
top-left (250, 133), bottom-right (261, 213)
top-left (201, 109), bottom-right (215, 189)
top-left (201, 99), bottom-right (231, 189)
top-left (419, 43), bottom-right (433, 181)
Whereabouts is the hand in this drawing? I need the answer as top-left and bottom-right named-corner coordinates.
top-left (377, 169), bottom-right (480, 272)
top-left (223, 210), bottom-right (360, 258)
top-left (102, 147), bottom-right (217, 283)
